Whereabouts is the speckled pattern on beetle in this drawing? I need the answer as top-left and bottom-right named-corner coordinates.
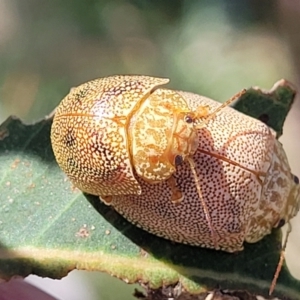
top-left (51, 75), bottom-right (300, 253)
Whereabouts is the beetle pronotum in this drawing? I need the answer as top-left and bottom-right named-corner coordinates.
top-left (51, 75), bottom-right (300, 295)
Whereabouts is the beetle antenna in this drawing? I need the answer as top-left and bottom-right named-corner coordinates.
top-left (187, 89), bottom-right (246, 249)
top-left (186, 156), bottom-right (218, 249)
top-left (196, 89), bottom-right (247, 129)
top-left (269, 221), bottom-right (292, 295)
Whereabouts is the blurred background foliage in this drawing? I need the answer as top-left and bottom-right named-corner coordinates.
top-left (1, 0), bottom-right (299, 123)
top-left (0, 0), bottom-right (300, 299)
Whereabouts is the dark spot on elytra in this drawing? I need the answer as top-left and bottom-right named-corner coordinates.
top-left (276, 219), bottom-right (286, 228)
top-left (63, 129), bottom-right (76, 147)
top-left (292, 173), bottom-right (299, 184)
top-left (66, 157), bottom-right (78, 169)
top-left (258, 113), bottom-right (269, 125)
top-left (74, 86), bottom-right (90, 103)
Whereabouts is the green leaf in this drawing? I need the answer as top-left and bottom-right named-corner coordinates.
top-left (0, 80), bottom-right (299, 300)
top-left (233, 79), bottom-right (296, 138)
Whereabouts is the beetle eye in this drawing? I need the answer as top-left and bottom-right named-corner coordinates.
top-left (175, 155), bottom-right (183, 166)
top-left (184, 115), bottom-right (193, 124)
top-left (292, 174), bottom-right (299, 184)
top-left (276, 219), bottom-right (286, 228)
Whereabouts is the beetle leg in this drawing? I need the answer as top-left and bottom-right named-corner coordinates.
top-left (269, 221), bottom-right (292, 295)
top-left (186, 156), bottom-right (219, 250)
top-left (99, 195), bottom-right (113, 206)
top-left (167, 176), bottom-right (184, 205)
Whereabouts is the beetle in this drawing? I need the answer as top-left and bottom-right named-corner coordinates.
top-left (51, 75), bottom-right (300, 293)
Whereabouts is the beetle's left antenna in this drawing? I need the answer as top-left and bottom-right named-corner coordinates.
top-left (196, 89), bottom-right (247, 129)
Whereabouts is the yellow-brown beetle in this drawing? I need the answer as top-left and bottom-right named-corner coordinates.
top-left (51, 75), bottom-right (300, 256)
